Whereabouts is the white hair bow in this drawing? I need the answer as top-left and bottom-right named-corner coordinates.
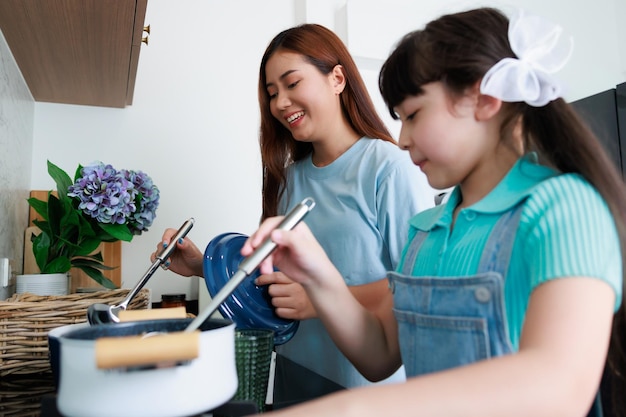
top-left (480, 10), bottom-right (574, 107)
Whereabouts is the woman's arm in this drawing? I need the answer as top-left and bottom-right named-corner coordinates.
top-left (150, 228), bottom-right (204, 277)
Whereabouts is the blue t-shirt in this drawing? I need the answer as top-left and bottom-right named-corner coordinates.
top-left (276, 137), bottom-right (434, 388)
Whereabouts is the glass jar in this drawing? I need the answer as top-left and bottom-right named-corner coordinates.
top-left (161, 293), bottom-right (186, 309)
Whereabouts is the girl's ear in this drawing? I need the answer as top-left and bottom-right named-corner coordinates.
top-left (470, 80), bottom-right (502, 120)
top-left (475, 92), bottom-right (502, 121)
top-left (331, 64), bottom-right (347, 94)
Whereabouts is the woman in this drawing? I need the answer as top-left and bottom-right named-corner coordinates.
top-left (153, 24), bottom-right (433, 389)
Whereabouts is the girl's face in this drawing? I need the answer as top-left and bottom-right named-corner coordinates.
top-left (394, 82), bottom-right (499, 191)
top-left (265, 51), bottom-right (343, 143)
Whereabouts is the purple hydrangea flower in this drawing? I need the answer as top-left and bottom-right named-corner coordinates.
top-left (68, 162), bottom-right (138, 225)
top-left (121, 169), bottom-right (160, 234)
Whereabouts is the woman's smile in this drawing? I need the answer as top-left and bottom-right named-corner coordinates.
top-left (286, 110), bottom-right (305, 126)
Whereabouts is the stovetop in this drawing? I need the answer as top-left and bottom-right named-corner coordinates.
top-left (41, 396), bottom-right (258, 417)
top-left (1, 355), bottom-right (343, 417)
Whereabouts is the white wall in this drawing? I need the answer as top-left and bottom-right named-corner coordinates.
top-left (30, 0), bottom-right (626, 303)
top-left (346, 0), bottom-right (625, 140)
top-left (32, 0), bottom-right (297, 302)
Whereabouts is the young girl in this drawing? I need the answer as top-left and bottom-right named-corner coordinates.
top-left (242, 7), bottom-right (626, 417)
top-left (153, 24), bottom-right (433, 389)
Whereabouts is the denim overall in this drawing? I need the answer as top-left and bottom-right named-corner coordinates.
top-left (388, 203), bottom-right (603, 416)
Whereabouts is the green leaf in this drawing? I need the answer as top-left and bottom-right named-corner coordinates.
top-left (47, 194), bottom-right (65, 238)
top-left (73, 238), bottom-right (101, 256)
top-left (73, 164), bottom-right (84, 182)
top-left (72, 257), bottom-right (117, 271)
top-left (99, 223), bottom-right (133, 242)
top-left (32, 232), bottom-right (50, 271)
top-left (47, 160), bottom-right (73, 201)
top-left (75, 265), bottom-right (118, 289)
top-left (75, 215), bottom-right (97, 244)
top-left (31, 219), bottom-right (52, 238)
top-left (85, 251), bottom-right (104, 262)
top-left (42, 256), bottom-right (71, 274)
top-left (27, 198), bottom-right (49, 222)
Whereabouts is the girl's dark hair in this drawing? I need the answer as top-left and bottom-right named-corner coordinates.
top-left (379, 7), bottom-right (626, 416)
top-left (258, 24), bottom-right (395, 219)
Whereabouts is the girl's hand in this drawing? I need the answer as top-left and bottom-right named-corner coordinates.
top-left (150, 228), bottom-right (204, 277)
top-left (241, 217), bottom-right (335, 289)
top-left (256, 272), bottom-right (317, 320)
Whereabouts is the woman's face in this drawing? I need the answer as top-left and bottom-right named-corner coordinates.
top-left (265, 50), bottom-right (342, 143)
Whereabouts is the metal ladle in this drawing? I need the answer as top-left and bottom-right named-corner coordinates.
top-left (185, 197), bottom-right (315, 332)
top-left (87, 218), bottom-right (195, 325)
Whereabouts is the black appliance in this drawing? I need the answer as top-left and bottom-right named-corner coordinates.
top-left (571, 81), bottom-right (626, 177)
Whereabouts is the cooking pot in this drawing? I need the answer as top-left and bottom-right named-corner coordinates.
top-left (57, 318), bottom-right (236, 417)
top-left (49, 308), bottom-right (188, 389)
top-left (48, 322), bottom-right (91, 388)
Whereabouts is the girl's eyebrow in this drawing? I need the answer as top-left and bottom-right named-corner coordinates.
top-left (266, 69), bottom-right (299, 89)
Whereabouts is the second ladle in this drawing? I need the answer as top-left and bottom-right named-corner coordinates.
top-left (87, 218), bottom-right (195, 325)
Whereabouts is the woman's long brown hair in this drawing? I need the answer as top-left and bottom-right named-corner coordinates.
top-left (379, 8), bottom-right (626, 416)
top-left (258, 24), bottom-right (395, 220)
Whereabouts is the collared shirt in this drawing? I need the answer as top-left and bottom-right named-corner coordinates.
top-left (398, 154), bottom-right (622, 348)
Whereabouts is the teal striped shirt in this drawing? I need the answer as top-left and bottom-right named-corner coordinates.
top-left (398, 154), bottom-right (622, 349)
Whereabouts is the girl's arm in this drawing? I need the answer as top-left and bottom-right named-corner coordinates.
top-left (259, 275), bottom-right (615, 417)
top-left (243, 219), bottom-right (402, 379)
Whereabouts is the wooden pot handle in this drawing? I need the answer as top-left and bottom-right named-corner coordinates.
top-left (95, 330), bottom-right (199, 369)
top-left (117, 306), bottom-right (187, 322)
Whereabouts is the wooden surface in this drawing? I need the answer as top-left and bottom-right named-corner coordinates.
top-left (25, 191), bottom-right (122, 291)
top-left (0, 0), bottom-right (148, 108)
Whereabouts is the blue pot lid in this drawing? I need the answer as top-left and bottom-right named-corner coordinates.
top-left (203, 232), bottom-right (298, 345)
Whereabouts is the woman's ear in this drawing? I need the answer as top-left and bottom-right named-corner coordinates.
top-left (331, 64), bottom-right (347, 94)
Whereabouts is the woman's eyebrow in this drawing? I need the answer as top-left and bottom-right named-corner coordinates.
top-left (266, 69), bottom-right (299, 89)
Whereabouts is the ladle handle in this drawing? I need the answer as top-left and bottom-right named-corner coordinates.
top-left (118, 218), bottom-right (195, 310)
top-left (185, 197), bottom-right (315, 332)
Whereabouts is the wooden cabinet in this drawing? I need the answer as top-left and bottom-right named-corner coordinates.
top-left (0, 0), bottom-right (148, 108)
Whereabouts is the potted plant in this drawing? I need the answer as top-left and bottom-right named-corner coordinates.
top-left (24, 160), bottom-right (160, 290)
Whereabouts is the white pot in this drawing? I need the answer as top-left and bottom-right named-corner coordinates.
top-left (57, 318), bottom-right (237, 417)
top-left (16, 273), bottom-right (68, 296)
top-left (48, 322), bottom-right (91, 388)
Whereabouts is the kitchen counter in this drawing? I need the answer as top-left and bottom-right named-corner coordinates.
top-left (0, 354), bottom-right (344, 417)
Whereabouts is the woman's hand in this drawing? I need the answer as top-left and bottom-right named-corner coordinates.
top-left (150, 228), bottom-right (204, 277)
top-left (255, 274), bottom-right (392, 321)
top-left (256, 272), bottom-right (317, 320)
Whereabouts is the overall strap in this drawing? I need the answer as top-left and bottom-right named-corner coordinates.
top-left (400, 231), bottom-right (428, 275)
top-left (476, 202), bottom-right (526, 278)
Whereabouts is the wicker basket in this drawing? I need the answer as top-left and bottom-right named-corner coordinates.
top-left (0, 289), bottom-right (151, 377)
top-left (0, 374), bottom-right (55, 417)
